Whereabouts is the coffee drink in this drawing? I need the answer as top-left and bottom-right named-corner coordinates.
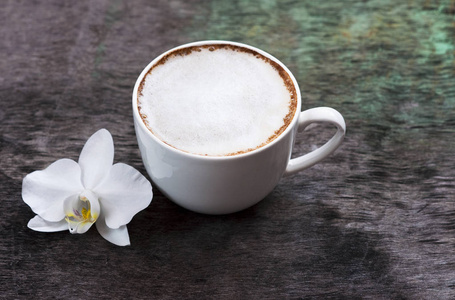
top-left (133, 41), bottom-right (346, 214)
top-left (137, 43), bottom-right (298, 156)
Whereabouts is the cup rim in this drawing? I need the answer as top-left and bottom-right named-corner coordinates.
top-left (132, 40), bottom-right (302, 160)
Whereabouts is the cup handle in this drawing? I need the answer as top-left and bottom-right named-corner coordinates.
top-left (283, 107), bottom-right (346, 177)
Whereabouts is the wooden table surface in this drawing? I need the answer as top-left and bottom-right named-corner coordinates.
top-left (1, 1), bottom-right (454, 299)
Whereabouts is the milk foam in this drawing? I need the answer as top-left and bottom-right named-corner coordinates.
top-left (138, 46), bottom-right (295, 156)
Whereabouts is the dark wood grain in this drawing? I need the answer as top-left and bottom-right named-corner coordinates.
top-left (1, 0), bottom-right (454, 299)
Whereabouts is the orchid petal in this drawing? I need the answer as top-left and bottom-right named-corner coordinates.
top-left (96, 213), bottom-right (130, 246)
top-left (28, 215), bottom-right (68, 232)
top-left (94, 163), bottom-right (152, 229)
top-left (22, 159), bottom-right (83, 222)
top-left (78, 129), bottom-right (114, 190)
top-left (67, 218), bottom-right (93, 234)
top-left (63, 191), bottom-right (100, 234)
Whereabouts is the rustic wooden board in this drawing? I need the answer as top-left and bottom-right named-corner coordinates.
top-left (1, 0), bottom-right (454, 299)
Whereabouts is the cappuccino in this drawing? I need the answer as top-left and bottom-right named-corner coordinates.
top-left (137, 44), bottom-right (297, 156)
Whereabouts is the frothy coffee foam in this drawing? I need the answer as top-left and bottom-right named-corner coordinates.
top-left (138, 44), bottom-right (297, 156)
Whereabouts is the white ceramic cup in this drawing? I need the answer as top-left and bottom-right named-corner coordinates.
top-left (132, 41), bottom-right (346, 214)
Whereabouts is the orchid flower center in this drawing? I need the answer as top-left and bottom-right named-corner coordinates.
top-left (65, 191), bottom-right (100, 234)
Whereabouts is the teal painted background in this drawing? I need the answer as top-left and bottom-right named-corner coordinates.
top-left (187, 0), bottom-right (454, 121)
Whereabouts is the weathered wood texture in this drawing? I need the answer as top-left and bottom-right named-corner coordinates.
top-left (1, 0), bottom-right (454, 299)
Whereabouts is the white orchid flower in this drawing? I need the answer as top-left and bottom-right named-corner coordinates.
top-left (22, 129), bottom-right (153, 246)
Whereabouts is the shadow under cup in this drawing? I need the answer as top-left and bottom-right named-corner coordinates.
top-left (132, 40), bottom-right (345, 214)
